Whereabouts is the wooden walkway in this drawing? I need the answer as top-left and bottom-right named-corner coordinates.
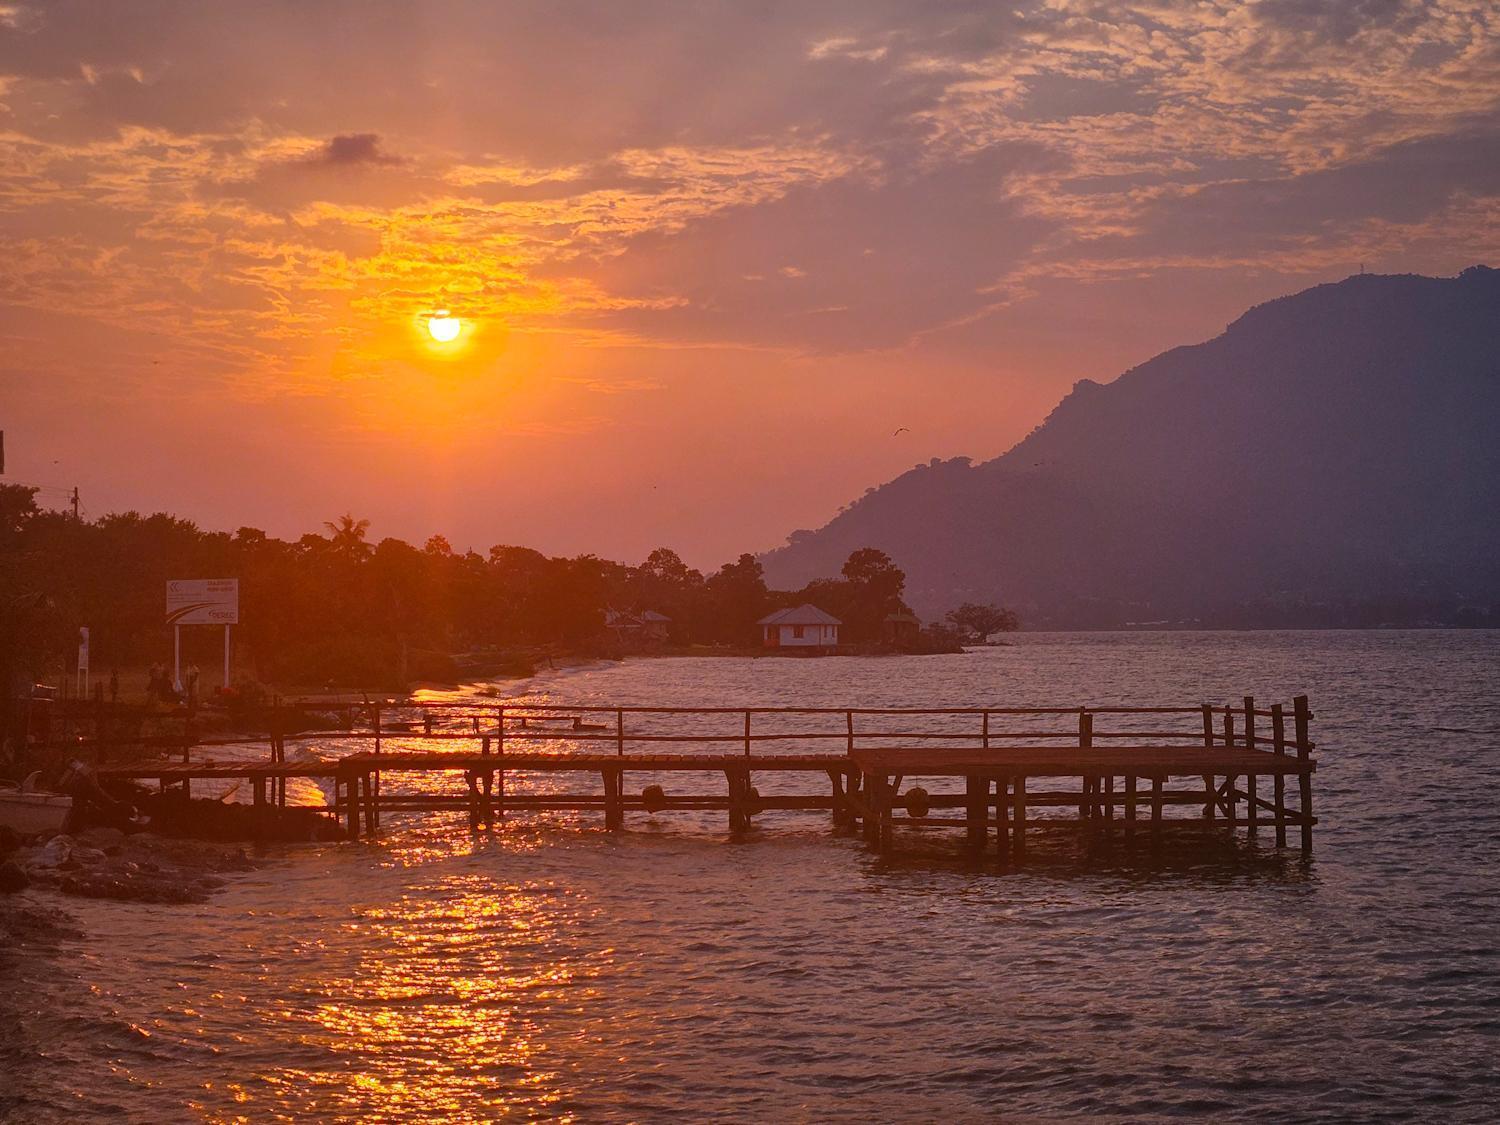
top-left (96, 695), bottom-right (1318, 861)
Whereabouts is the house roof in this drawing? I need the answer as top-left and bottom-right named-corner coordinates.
top-left (758, 603), bottom-right (842, 626)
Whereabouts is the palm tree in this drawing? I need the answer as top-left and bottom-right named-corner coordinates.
top-left (323, 513), bottom-right (372, 560)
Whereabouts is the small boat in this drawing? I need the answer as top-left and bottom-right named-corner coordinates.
top-left (0, 772), bottom-right (72, 835)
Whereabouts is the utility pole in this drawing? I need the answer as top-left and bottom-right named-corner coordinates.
top-left (71, 486), bottom-right (80, 520)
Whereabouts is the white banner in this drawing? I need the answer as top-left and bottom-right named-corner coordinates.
top-left (77, 626), bottom-right (89, 673)
top-left (166, 578), bottom-right (240, 625)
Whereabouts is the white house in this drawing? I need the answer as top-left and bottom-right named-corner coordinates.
top-left (758, 604), bottom-right (841, 648)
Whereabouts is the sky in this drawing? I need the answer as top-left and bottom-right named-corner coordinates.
top-left (1, 0), bottom-right (1497, 569)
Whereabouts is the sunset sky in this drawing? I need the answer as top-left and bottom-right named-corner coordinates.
top-left (2, 1), bottom-right (1496, 568)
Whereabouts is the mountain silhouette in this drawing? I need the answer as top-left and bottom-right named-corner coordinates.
top-left (762, 266), bottom-right (1500, 626)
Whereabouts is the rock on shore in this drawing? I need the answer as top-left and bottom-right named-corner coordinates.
top-left (4, 828), bottom-right (257, 905)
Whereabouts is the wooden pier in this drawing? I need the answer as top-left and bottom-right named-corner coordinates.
top-left (96, 695), bottom-right (1318, 860)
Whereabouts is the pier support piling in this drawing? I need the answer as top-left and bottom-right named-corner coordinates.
top-left (965, 774), bottom-right (988, 853)
top-left (602, 767), bottom-right (624, 830)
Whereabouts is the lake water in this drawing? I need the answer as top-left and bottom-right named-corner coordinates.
top-left (6, 631), bottom-right (1500, 1121)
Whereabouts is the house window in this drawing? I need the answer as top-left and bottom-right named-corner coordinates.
top-left (792, 625), bottom-right (804, 639)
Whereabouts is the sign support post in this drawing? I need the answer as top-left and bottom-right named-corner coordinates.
top-left (224, 624), bottom-right (232, 690)
top-left (174, 625), bottom-right (182, 693)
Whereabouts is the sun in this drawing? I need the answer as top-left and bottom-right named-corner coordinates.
top-left (426, 311), bottom-right (462, 343)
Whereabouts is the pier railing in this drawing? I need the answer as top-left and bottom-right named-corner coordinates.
top-left (260, 698), bottom-right (1316, 760)
top-left (59, 697), bottom-right (1316, 764)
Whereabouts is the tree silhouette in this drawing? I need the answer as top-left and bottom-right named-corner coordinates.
top-left (323, 513), bottom-right (372, 560)
top-left (945, 603), bottom-right (1020, 642)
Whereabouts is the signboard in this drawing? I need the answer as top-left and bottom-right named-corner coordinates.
top-left (166, 579), bottom-right (239, 625)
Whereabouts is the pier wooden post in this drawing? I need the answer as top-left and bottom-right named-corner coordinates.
top-left (615, 709), bottom-right (625, 756)
top-left (1223, 708), bottom-right (1238, 827)
top-left (362, 771), bottom-right (376, 836)
top-left (1124, 775), bottom-right (1137, 844)
top-left (1150, 775), bottom-right (1164, 850)
top-left (995, 774), bottom-right (1010, 868)
top-left (844, 770), bottom-right (863, 833)
top-left (1012, 775), bottom-right (1027, 863)
top-left (480, 735), bottom-right (494, 828)
top-left (965, 774), bottom-right (987, 853)
top-left (877, 774), bottom-right (895, 853)
top-left (1244, 696), bottom-right (1258, 837)
top-left (861, 772), bottom-right (879, 845)
top-left (726, 768), bottom-right (752, 834)
top-left (603, 766), bottom-right (624, 829)
top-left (343, 772), bottom-right (359, 839)
top-left (1078, 711), bottom-right (1095, 830)
top-left (465, 770), bottom-right (481, 830)
top-left (1271, 704), bottom-right (1287, 847)
top-left (1201, 704), bottom-right (1215, 824)
top-left (1294, 695), bottom-right (1313, 855)
top-left (496, 706), bottom-right (506, 821)
top-left (829, 769), bottom-right (847, 828)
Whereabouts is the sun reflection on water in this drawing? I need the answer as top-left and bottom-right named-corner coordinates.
top-left (220, 872), bottom-right (602, 1120)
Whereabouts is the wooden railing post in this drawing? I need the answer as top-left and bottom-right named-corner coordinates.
top-left (1244, 695), bottom-right (1257, 837)
top-left (1271, 703), bottom-right (1287, 847)
top-left (616, 708), bottom-right (625, 756)
top-left (1078, 710), bottom-right (1094, 824)
top-left (846, 710), bottom-right (855, 754)
top-left (1223, 706), bottom-right (1237, 826)
top-left (1294, 695), bottom-right (1313, 854)
top-left (982, 710), bottom-right (990, 751)
top-left (744, 710), bottom-right (752, 758)
top-left (1201, 703), bottom-right (1215, 823)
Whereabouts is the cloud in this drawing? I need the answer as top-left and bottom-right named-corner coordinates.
top-left (0, 0), bottom-right (1494, 384)
top-left (308, 133), bottom-right (402, 167)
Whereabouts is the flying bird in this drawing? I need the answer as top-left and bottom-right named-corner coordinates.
top-left (893, 427), bottom-right (910, 436)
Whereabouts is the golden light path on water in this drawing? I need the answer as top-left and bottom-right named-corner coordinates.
top-left (11, 634), bottom-right (1500, 1120)
top-left (244, 876), bottom-right (581, 1118)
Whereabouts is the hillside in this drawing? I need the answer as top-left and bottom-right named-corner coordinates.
top-left (761, 267), bottom-right (1500, 626)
